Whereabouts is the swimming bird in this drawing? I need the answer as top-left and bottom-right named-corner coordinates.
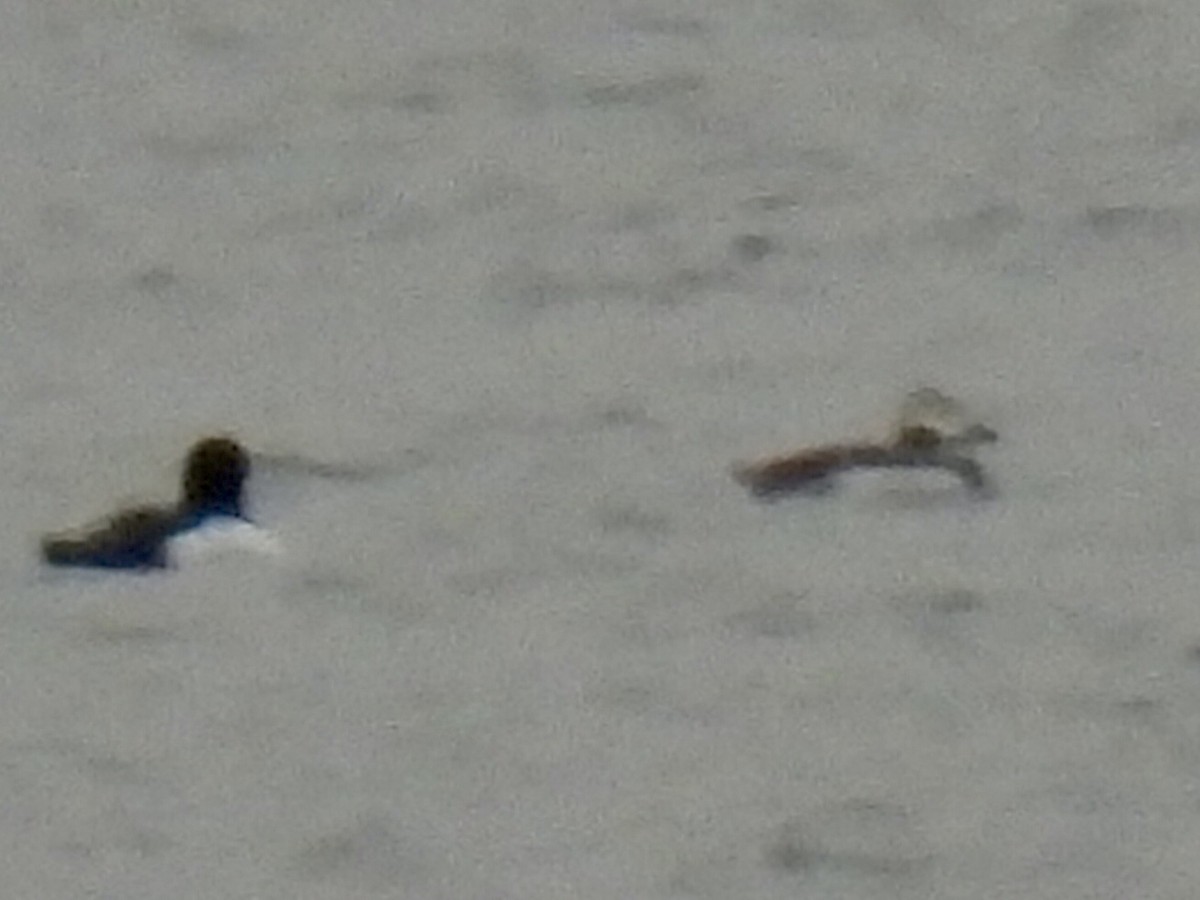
top-left (732, 388), bottom-right (998, 499)
top-left (41, 436), bottom-right (278, 569)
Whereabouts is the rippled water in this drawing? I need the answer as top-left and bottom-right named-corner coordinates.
top-left (4, 2), bottom-right (1200, 897)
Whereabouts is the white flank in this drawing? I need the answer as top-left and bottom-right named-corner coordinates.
top-left (168, 518), bottom-right (285, 567)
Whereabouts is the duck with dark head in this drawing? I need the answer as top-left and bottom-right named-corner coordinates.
top-left (41, 436), bottom-right (256, 570)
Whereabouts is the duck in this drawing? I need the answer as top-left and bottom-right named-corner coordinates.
top-left (41, 436), bottom-right (279, 569)
top-left (732, 388), bottom-right (998, 499)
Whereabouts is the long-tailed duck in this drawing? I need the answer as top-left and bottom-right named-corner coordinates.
top-left (41, 436), bottom-right (281, 569)
top-left (733, 388), bottom-right (998, 498)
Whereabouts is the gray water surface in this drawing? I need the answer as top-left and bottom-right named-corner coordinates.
top-left (4, 2), bottom-right (1200, 897)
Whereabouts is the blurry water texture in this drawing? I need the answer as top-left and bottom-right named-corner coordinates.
top-left (4, 1), bottom-right (1200, 898)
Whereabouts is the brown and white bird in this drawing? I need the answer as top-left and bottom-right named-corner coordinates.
top-left (732, 388), bottom-right (998, 499)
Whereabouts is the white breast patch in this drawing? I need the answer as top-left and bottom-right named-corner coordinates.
top-left (167, 518), bottom-right (285, 567)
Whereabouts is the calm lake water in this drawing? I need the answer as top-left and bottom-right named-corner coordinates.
top-left (4, 1), bottom-right (1200, 897)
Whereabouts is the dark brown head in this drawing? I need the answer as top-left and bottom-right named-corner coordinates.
top-left (893, 424), bottom-right (944, 452)
top-left (181, 436), bottom-right (249, 515)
